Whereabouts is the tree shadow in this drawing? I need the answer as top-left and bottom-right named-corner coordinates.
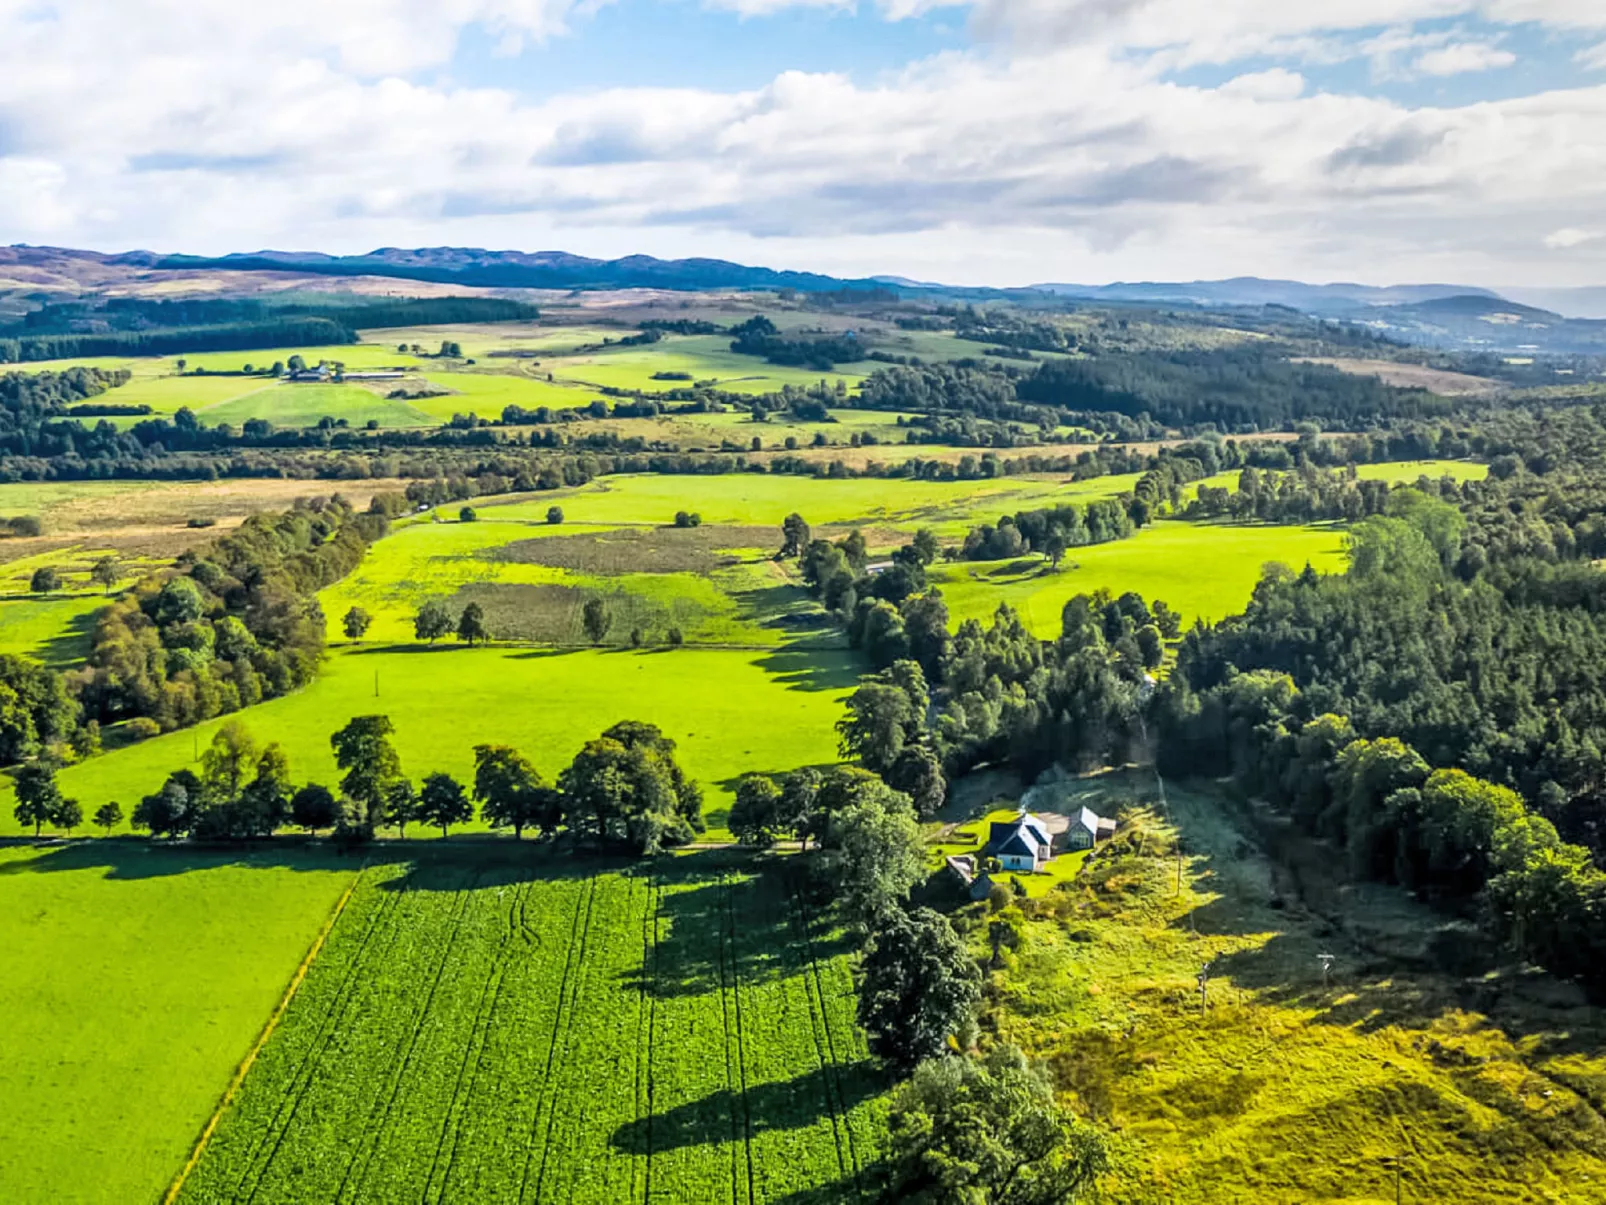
top-left (610, 1063), bottom-right (884, 1155)
top-left (38, 607), bottom-right (103, 669)
top-left (755, 644), bottom-right (863, 693)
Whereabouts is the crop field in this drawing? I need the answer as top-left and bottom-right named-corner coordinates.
top-left (988, 771), bottom-right (1606, 1203)
top-left (539, 334), bottom-right (876, 396)
top-left (0, 843), bottom-right (358, 1205)
top-left (175, 850), bottom-right (884, 1205)
top-left (931, 519), bottom-right (1349, 632)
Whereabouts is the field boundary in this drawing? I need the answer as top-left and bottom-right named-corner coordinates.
top-left (161, 865), bottom-right (365, 1205)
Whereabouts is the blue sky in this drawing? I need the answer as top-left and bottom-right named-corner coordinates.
top-left (0, 0), bottom-right (1604, 288)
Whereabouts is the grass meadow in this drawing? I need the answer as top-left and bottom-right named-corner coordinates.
top-left (0, 644), bottom-right (856, 838)
top-left (0, 843), bottom-right (358, 1205)
top-left (986, 771), bottom-right (1606, 1202)
top-left (931, 519), bottom-right (1350, 634)
top-left (175, 848), bottom-right (884, 1204)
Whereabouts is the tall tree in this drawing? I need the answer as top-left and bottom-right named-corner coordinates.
top-left (13, 759), bottom-right (63, 837)
top-left (729, 775), bottom-right (782, 848)
top-left (780, 512), bottom-right (812, 559)
top-left (884, 1047), bottom-right (1108, 1204)
top-left (414, 601), bottom-right (453, 643)
top-left (93, 801), bottom-right (123, 835)
top-left (457, 602), bottom-right (489, 646)
top-left (582, 597), bottom-right (611, 645)
top-left (473, 744), bottom-right (556, 839)
top-left (857, 907), bottom-right (981, 1072)
top-left (329, 715), bottom-right (402, 833)
top-left (418, 771), bottom-right (474, 837)
top-left (342, 606), bottom-right (372, 641)
top-left (290, 783), bottom-right (338, 834)
top-left (828, 788), bottom-right (928, 924)
top-left (383, 779), bottom-right (420, 838)
top-left (90, 556), bottom-right (123, 595)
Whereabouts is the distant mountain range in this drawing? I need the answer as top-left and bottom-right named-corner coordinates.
top-left (1030, 277), bottom-right (1502, 313)
top-left (2, 243), bottom-right (1603, 355)
top-left (140, 247), bottom-right (897, 294)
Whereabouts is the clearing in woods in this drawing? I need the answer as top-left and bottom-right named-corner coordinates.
top-left (176, 848), bottom-right (885, 1205)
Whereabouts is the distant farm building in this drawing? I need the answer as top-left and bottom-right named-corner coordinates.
top-left (1064, 806), bottom-right (1117, 851)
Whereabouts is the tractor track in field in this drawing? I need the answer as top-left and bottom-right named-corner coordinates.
top-left (520, 875), bottom-right (600, 1205)
top-left (337, 873), bottom-right (480, 1204)
top-left (236, 878), bottom-right (406, 1205)
top-left (428, 877), bottom-right (533, 1202)
top-left (787, 876), bottom-right (860, 1193)
top-left (634, 873), bottom-right (659, 1205)
top-left (724, 877), bottom-right (757, 1205)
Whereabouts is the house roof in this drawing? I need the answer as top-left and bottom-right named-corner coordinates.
top-left (988, 811), bottom-right (1051, 855)
top-left (995, 831), bottom-right (1043, 859)
top-left (945, 855), bottom-right (976, 884)
top-left (1076, 806), bottom-right (1114, 835)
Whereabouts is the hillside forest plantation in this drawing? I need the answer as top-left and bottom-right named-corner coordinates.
top-left (8, 277), bottom-right (1606, 1205)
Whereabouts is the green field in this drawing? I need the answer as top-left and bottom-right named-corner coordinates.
top-left (0, 594), bottom-right (107, 666)
top-left (199, 383), bottom-right (435, 428)
top-left (3, 644), bottom-right (854, 837)
top-left (0, 844), bottom-right (358, 1205)
top-left (931, 519), bottom-right (1349, 633)
top-left (176, 849), bottom-right (884, 1204)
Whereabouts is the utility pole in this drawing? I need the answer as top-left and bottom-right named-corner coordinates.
top-left (1197, 962), bottom-right (1211, 1013)
top-left (374, 669), bottom-right (379, 698)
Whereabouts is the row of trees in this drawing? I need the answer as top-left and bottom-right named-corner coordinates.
top-left (98, 715), bottom-right (705, 856)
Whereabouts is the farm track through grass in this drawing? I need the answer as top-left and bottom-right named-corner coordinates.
top-left (177, 852), bottom-right (884, 1204)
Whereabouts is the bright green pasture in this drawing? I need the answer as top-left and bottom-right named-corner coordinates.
top-left (407, 369), bottom-right (603, 420)
top-left (1187, 459), bottom-right (1488, 499)
top-left (491, 471), bottom-right (1140, 533)
top-left (361, 322), bottom-right (626, 359)
top-left (0, 595), bottom-right (107, 666)
top-left (0, 844), bottom-right (357, 1205)
top-left (547, 334), bottom-right (875, 396)
top-left (198, 383), bottom-right (433, 428)
top-left (931, 519), bottom-right (1348, 635)
top-left (12, 645), bottom-right (855, 837)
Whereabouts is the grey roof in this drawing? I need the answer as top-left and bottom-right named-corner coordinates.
top-left (1076, 806), bottom-right (1114, 835)
top-left (995, 831), bottom-right (1042, 859)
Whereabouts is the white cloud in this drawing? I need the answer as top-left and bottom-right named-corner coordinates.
top-left (1578, 42), bottom-right (1606, 70)
top-left (0, 1), bottom-right (1603, 285)
top-left (1545, 227), bottom-right (1603, 248)
top-left (1218, 68), bottom-right (1306, 100)
top-left (1414, 41), bottom-right (1515, 75)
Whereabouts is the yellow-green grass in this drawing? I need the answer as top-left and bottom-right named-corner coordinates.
top-left (546, 334), bottom-right (876, 396)
top-left (319, 515), bottom-right (804, 647)
top-left (405, 368), bottom-right (603, 421)
top-left (931, 519), bottom-right (1348, 635)
top-left (2, 644), bottom-right (855, 837)
top-left (0, 479), bottom-right (168, 525)
top-left (0, 595), bottom-right (107, 666)
top-left (0, 843), bottom-right (358, 1205)
top-left (1187, 459), bottom-right (1489, 500)
top-left (488, 471), bottom-right (1141, 533)
top-left (986, 771), bottom-right (1606, 1202)
top-left (197, 382), bottom-right (434, 428)
top-left (930, 807), bottom-right (1092, 898)
top-left (360, 322), bottom-right (626, 358)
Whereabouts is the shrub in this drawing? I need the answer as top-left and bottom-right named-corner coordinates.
top-left (125, 716), bottom-right (162, 741)
top-left (29, 566), bottom-right (61, 593)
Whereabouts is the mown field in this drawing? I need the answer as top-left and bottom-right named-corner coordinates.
top-left (0, 843), bottom-right (358, 1205)
top-left (984, 772), bottom-right (1606, 1203)
top-left (176, 848), bottom-right (884, 1205)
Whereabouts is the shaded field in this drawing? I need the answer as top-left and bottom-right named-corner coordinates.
top-left (3, 644), bottom-right (858, 837)
top-left (931, 519), bottom-right (1349, 634)
top-left (986, 771), bottom-right (1606, 1203)
top-left (176, 850), bottom-right (885, 1204)
top-left (0, 594), bottom-right (107, 667)
top-left (0, 843), bottom-right (358, 1205)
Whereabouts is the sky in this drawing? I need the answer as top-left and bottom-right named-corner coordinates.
top-left (1, 0), bottom-right (1605, 288)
